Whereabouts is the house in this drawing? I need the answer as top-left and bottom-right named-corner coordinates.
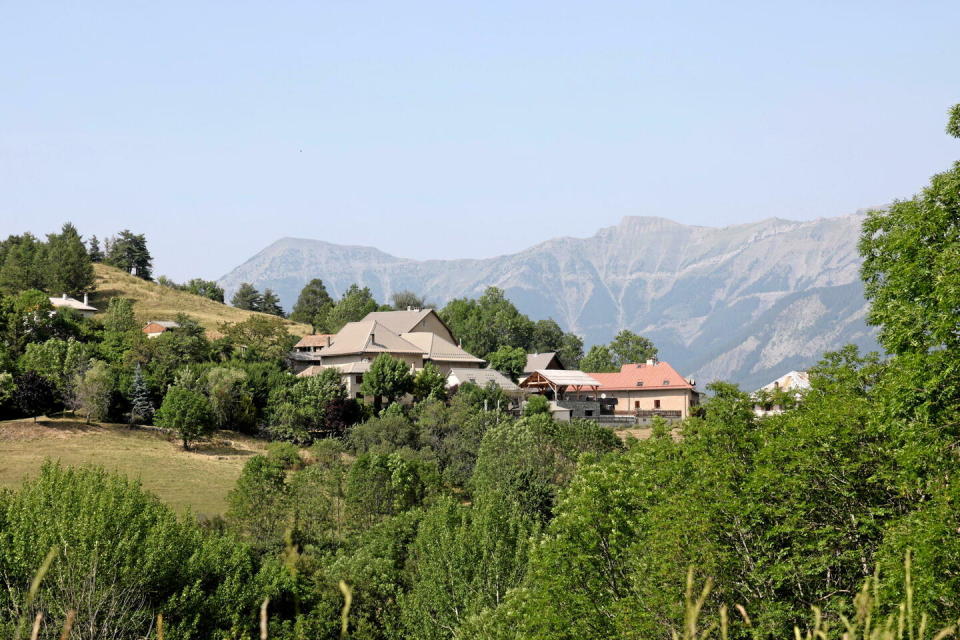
top-left (754, 370), bottom-right (810, 416)
top-left (518, 369), bottom-right (603, 419)
top-left (523, 352), bottom-right (565, 377)
top-left (49, 293), bottom-right (97, 319)
top-left (586, 360), bottom-right (700, 423)
top-left (294, 309), bottom-right (485, 400)
top-left (293, 333), bottom-right (335, 354)
top-left (143, 320), bottom-right (180, 338)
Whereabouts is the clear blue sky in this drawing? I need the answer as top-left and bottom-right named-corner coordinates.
top-left (2, 1), bottom-right (957, 282)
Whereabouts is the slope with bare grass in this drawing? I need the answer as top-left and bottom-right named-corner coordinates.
top-left (90, 263), bottom-right (311, 336)
top-left (0, 417), bottom-right (265, 515)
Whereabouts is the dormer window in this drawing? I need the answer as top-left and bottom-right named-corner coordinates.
top-left (663, 379), bottom-right (670, 385)
top-left (636, 381), bottom-right (644, 387)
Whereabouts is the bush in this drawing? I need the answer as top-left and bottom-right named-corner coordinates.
top-left (266, 441), bottom-right (303, 470)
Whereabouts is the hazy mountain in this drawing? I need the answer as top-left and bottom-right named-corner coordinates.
top-left (219, 213), bottom-right (879, 389)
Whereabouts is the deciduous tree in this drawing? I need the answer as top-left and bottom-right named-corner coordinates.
top-left (156, 386), bottom-right (211, 449)
top-left (361, 353), bottom-right (414, 412)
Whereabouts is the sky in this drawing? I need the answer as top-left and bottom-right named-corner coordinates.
top-left (1, 1), bottom-right (958, 282)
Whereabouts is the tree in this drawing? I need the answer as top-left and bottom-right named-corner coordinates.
top-left (486, 345), bottom-right (527, 381)
top-left (391, 290), bottom-right (428, 310)
top-left (218, 315), bottom-right (297, 363)
top-left (13, 371), bottom-right (58, 422)
top-left (290, 278), bottom-right (334, 327)
top-left (580, 344), bottom-right (617, 372)
top-left (184, 278), bottom-right (224, 303)
top-left (609, 329), bottom-right (658, 366)
top-left (0, 234), bottom-right (45, 294)
top-left (522, 393), bottom-right (550, 417)
top-left (230, 282), bottom-right (262, 311)
top-left (531, 318), bottom-right (565, 353)
top-left (327, 284), bottom-right (380, 332)
top-left (73, 360), bottom-right (114, 423)
top-left (129, 363), bottom-right (153, 425)
top-left (45, 222), bottom-right (95, 297)
top-left (104, 230), bottom-right (153, 280)
top-left (87, 234), bottom-right (104, 262)
top-left (361, 353), bottom-right (414, 412)
top-left (205, 366), bottom-right (255, 431)
top-left (440, 287), bottom-right (534, 358)
top-left (259, 288), bottom-right (285, 317)
top-left (557, 332), bottom-right (584, 369)
top-left (226, 454), bottom-right (290, 551)
top-left (1, 290), bottom-right (56, 357)
top-left (155, 386), bottom-right (211, 449)
top-left (412, 362), bottom-right (448, 402)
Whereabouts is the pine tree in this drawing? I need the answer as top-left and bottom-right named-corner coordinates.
top-left (88, 235), bottom-right (104, 262)
top-left (260, 288), bottom-right (285, 317)
top-left (105, 230), bottom-right (153, 280)
top-left (130, 364), bottom-right (154, 426)
top-left (46, 222), bottom-right (95, 297)
top-left (290, 278), bottom-right (334, 327)
top-left (231, 283), bottom-right (263, 311)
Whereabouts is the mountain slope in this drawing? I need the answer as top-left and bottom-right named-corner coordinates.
top-left (218, 214), bottom-right (878, 388)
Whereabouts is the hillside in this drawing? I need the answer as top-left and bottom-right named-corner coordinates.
top-left (92, 263), bottom-right (312, 336)
top-left (218, 213), bottom-right (880, 389)
top-left (0, 418), bottom-right (265, 515)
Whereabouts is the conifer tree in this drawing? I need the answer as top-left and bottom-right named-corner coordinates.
top-left (46, 222), bottom-right (95, 297)
top-left (87, 235), bottom-right (103, 262)
top-left (130, 364), bottom-right (154, 426)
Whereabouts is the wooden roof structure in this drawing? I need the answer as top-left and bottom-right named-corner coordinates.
top-left (519, 370), bottom-right (600, 398)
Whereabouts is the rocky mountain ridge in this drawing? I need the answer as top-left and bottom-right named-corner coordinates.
top-left (219, 213), bottom-right (879, 389)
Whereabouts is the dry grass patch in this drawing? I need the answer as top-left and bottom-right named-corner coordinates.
top-left (90, 263), bottom-right (311, 336)
top-left (0, 416), bottom-right (267, 516)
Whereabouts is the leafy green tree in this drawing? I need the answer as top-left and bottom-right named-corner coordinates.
top-left (205, 366), bottom-right (255, 431)
top-left (260, 288), bottom-right (285, 317)
top-left (218, 315), bottom-right (297, 363)
top-left (184, 278), bottom-right (225, 302)
top-left (230, 282), bottom-right (263, 311)
top-left (412, 362), bottom-right (448, 402)
top-left (361, 353), bottom-right (414, 412)
top-left (0, 234), bottom-right (46, 294)
top-left (45, 222), bottom-right (95, 297)
top-left (98, 297), bottom-right (142, 365)
top-left (0, 464), bottom-right (272, 638)
top-left (226, 454), bottom-right (290, 552)
top-left (530, 318), bottom-right (564, 354)
top-left (345, 451), bottom-right (438, 530)
top-left (72, 359), bottom-right (114, 422)
top-left (268, 367), bottom-right (349, 443)
top-left (129, 363), bottom-right (153, 424)
top-left (349, 411), bottom-right (420, 454)
top-left (0, 371), bottom-right (14, 411)
top-left (522, 393), bottom-right (550, 417)
top-left (609, 329), bottom-right (658, 366)
top-left (557, 332), bottom-right (584, 369)
top-left (391, 290), bottom-right (428, 310)
top-left (18, 338), bottom-right (94, 398)
top-left (104, 230), bottom-right (153, 279)
top-left (13, 371), bottom-right (57, 422)
top-left (440, 287), bottom-right (534, 358)
top-left (156, 386), bottom-right (211, 449)
top-left (486, 345), bottom-right (527, 381)
top-left (2, 290), bottom-right (56, 357)
top-left (579, 344), bottom-right (617, 372)
top-left (327, 284), bottom-right (380, 332)
top-left (290, 278), bottom-right (334, 327)
top-left (401, 492), bottom-right (538, 640)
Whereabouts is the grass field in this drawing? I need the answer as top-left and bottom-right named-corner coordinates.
top-left (90, 263), bottom-right (312, 336)
top-left (0, 417), bottom-right (266, 516)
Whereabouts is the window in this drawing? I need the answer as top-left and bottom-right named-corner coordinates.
top-left (356, 375), bottom-right (363, 384)
top-left (663, 379), bottom-right (670, 385)
top-left (634, 401), bottom-right (640, 409)
top-left (654, 399), bottom-right (661, 409)
top-left (355, 392), bottom-right (363, 399)
top-left (585, 410), bottom-right (594, 417)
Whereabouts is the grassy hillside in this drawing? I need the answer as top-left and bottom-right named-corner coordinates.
top-left (91, 262), bottom-right (312, 336)
top-left (0, 417), bottom-right (265, 515)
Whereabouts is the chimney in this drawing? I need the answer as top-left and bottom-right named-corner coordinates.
top-left (326, 335), bottom-right (332, 347)
top-left (646, 358), bottom-right (656, 366)
top-left (83, 293), bottom-right (89, 306)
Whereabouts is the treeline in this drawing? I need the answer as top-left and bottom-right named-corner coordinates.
top-left (0, 226), bottom-right (156, 298)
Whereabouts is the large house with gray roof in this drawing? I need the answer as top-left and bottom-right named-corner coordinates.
top-left (292, 309), bottom-right (485, 399)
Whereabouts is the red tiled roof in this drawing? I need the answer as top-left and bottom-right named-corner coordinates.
top-left (588, 362), bottom-right (694, 391)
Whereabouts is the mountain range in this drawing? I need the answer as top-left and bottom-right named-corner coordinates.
top-left (218, 213), bottom-right (879, 390)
